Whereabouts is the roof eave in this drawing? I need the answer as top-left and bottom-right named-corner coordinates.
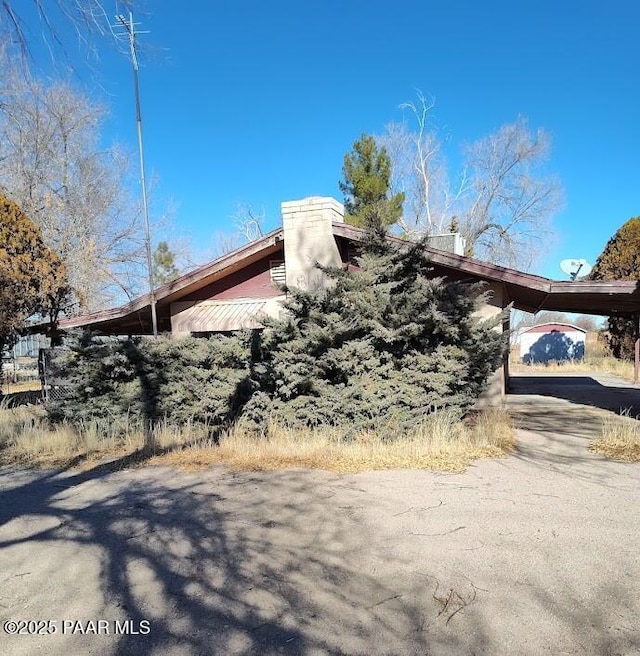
top-left (55, 228), bottom-right (284, 332)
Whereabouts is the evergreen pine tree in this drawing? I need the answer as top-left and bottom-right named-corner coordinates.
top-left (339, 134), bottom-right (405, 229)
top-left (152, 241), bottom-right (180, 285)
top-left (244, 230), bottom-right (507, 431)
top-left (590, 217), bottom-right (640, 359)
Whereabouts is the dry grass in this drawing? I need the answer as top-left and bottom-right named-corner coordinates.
top-left (1, 380), bottom-right (42, 394)
top-left (510, 332), bottom-right (635, 382)
top-left (0, 400), bottom-right (209, 469)
top-left (154, 410), bottom-right (514, 473)
top-left (590, 413), bottom-right (640, 462)
top-left (0, 405), bottom-right (113, 469)
top-left (0, 404), bottom-right (514, 474)
top-left (511, 357), bottom-right (634, 380)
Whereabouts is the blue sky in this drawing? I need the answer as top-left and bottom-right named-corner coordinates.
top-left (21, 0), bottom-right (640, 280)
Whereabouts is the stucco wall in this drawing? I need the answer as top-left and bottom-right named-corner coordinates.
top-left (474, 283), bottom-right (507, 408)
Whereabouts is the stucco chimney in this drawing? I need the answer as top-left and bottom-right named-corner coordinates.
top-left (281, 196), bottom-right (344, 291)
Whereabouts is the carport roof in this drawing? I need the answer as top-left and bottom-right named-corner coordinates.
top-left (510, 279), bottom-right (640, 316)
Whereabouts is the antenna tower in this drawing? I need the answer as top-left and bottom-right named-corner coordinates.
top-left (114, 12), bottom-right (158, 337)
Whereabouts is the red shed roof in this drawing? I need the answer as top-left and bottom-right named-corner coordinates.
top-left (521, 322), bottom-right (588, 334)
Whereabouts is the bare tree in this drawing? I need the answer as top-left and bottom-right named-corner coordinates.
top-left (380, 92), bottom-right (563, 268)
top-left (571, 315), bottom-right (600, 332)
top-left (209, 231), bottom-right (243, 258)
top-left (232, 202), bottom-right (265, 242)
top-left (379, 92), bottom-right (466, 239)
top-left (462, 118), bottom-right (562, 266)
top-left (203, 202), bottom-right (266, 261)
top-left (176, 204), bottom-right (268, 271)
top-left (0, 58), bottom-right (146, 311)
top-left (205, 204), bottom-right (266, 262)
top-left (1, 1), bottom-right (133, 62)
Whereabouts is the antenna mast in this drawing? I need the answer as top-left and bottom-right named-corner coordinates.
top-left (116, 12), bottom-right (158, 337)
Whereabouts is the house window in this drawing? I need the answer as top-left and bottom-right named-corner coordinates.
top-left (270, 260), bottom-right (286, 286)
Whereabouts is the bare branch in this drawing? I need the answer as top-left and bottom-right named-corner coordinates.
top-left (232, 202), bottom-right (265, 242)
top-left (461, 117), bottom-right (562, 266)
top-left (379, 92), bottom-right (457, 238)
top-left (1, 1), bottom-right (136, 68)
top-left (0, 53), bottom-right (148, 311)
top-left (382, 93), bottom-right (563, 268)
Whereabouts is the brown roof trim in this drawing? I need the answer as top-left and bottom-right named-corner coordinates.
top-left (332, 222), bottom-right (640, 315)
top-left (57, 228), bottom-right (284, 331)
top-left (549, 280), bottom-right (639, 294)
top-left (153, 227), bottom-right (284, 302)
top-left (332, 222), bottom-right (553, 292)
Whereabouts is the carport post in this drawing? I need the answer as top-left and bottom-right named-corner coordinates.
top-left (503, 312), bottom-right (511, 394)
top-left (635, 313), bottom-right (640, 385)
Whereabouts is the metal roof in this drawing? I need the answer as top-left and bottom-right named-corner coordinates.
top-left (171, 299), bottom-right (271, 333)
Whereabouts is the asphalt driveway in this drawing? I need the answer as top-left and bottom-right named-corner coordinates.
top-left (1, 373), bottom-right (639, 655)
top-left (509, 370), bottom-right (640, 417)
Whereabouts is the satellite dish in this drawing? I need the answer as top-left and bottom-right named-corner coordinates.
top-left (560, 258), bottom-right (593, 280)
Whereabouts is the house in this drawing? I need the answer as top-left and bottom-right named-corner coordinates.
top-left (518, 323), bottom-right (587, 363)
top-left (47, 196), bottom-right (640, 394)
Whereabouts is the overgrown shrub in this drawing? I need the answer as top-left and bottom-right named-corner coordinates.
top-left (48, 230), bottom-right (507, 436)
top-left (243, 230), bottom-right (507, 430)
top-left (47, 331), bottom-right (253, 428)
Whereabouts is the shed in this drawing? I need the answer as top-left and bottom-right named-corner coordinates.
top-left (519, 323), bottom-right (587, 363)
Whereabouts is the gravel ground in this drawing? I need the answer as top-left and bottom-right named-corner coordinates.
top-left (1, 374), bottom-right (639, 655)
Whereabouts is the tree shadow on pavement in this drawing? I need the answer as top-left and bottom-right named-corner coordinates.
top-left (0, 459), bottom-right (488, 655)
top-left (506, 407), bottom-right (630, 484)
top-left (509, 375), bottom-right (640, 417)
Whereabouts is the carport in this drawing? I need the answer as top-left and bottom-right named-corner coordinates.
top-left (402, 248), bottom-right (640, 387)
top-left (499, 276), bottom-right (640, 384)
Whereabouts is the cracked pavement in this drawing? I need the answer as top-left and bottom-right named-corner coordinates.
top-left (1, 372), bottom-right (639, 655)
